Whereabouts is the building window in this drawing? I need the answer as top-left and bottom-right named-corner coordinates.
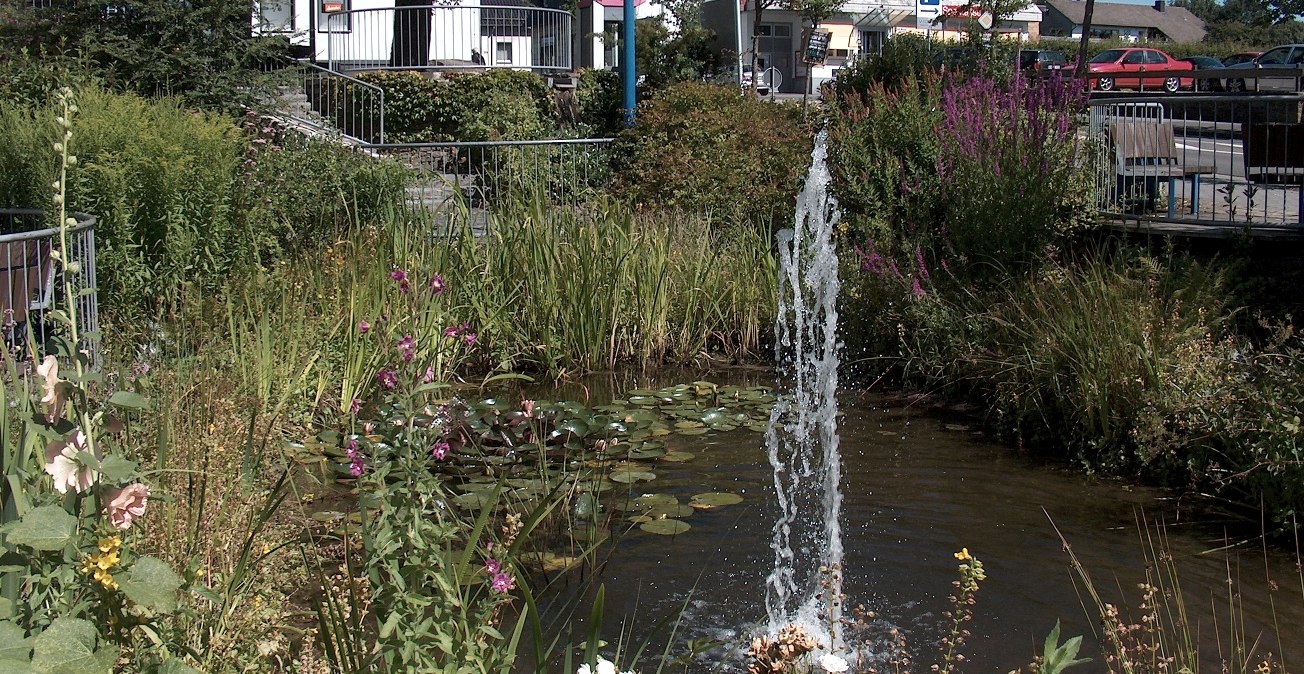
top-left (258, 0), bottom-right (294, 31)
top-left (320, 0), bottom-right (351, 33)
top-left (495, 41), bottom-right (514, 65)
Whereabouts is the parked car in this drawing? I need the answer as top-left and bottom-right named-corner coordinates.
top-left (1019, 49), bottom-right (1068, 73)
top-left (1223, 44), bottom-right (1304, 92)
top-left (1185, 55), bottom-right (1225, 91)
top-left (1221, 51), bottom-right (1262, 67)
top-left (1086, 47), bottom-right (1194, 92)
top-left (740, 65), bottom-right (777, 96)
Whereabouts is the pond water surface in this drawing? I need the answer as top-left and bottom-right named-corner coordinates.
top-left (528, 371), bottom-right (1304, 673)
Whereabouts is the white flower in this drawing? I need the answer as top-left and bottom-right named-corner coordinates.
top-left (578, 657), bottom-right (623, 674)
top-left (43, 430), bottom-right (98, 494)
top-left (818, 654), bottom-right (850, 673)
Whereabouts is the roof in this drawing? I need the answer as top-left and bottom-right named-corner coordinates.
top-left (1043, 0), bottom-right (1206, 43)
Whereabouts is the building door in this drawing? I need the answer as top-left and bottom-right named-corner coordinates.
top-left (390, 0), bottom-right (432, 67)
top-left (858, 30), bottom-right (885, 56)
top-left (758, 23), bottom-right (793, 93)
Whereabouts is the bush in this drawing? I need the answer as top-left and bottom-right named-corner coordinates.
top-left (610, 82), bottom-right (814, 225)
top-left (577, 68), bottom-right (624, 136)
top-left (355, 69), bottom-right (557, 142)
top-left (0, 88), bottom-right (408, 321)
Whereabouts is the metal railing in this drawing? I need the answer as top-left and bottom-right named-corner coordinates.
top-left (1085, 65), bottom-right (1304, 95)
top-left (260, 59), bottom-right (386, 144)
top-left (377, 138), bottom-right (616, 216)
top-left (319, 4), bottom-right (572, 74)
top-left (1088, 90), bottom-right (1304, 230)
top-left (0, 210), bottom-right (98, 364)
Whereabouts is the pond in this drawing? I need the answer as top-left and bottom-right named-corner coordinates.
top-left (532, 371), bottom-right (1304, 673)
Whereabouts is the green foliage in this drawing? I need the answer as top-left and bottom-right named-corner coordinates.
top-left (1038, 621), bottom-right (1090, 674)
top-left (0, 0), bottom-right (288, 109)
top-left (354, 70), bottom-right (557, 142)
top-left (611, 82), bottom-right (814, 226)
top-left (576, 69), bottom-right (625, 136)
top-left (633, 0), bottom-right (720, 93)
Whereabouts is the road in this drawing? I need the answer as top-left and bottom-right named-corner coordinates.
top-left (1173, 132), bottom-right (1242, 180)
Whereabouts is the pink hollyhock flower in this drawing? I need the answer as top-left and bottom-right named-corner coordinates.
top-left (431, 441), bottom-right (450, 460)
top-left (491, 571), bottom-right (515, 593)
top-left (428, 274), bottom-right (445, 294)
top-left (44, 430), bottom-right (98, 494)
top-left (36, 355), bottom-right (65, 422)
top-left (103, 483), bottom-right (150, 530)
top-left (376, 369), bottom-right (398, 390)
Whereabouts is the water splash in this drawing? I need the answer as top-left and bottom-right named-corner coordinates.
top-left (763, 129), bottom-right (844, 651)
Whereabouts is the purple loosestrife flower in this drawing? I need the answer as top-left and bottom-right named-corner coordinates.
top-left (428, 273), bottom-right (445, 294)
top-left (912, 277), bottom-right (926, 299)
top-left (491, 571), bottom-right (515, 593)
top-left (432, 441), bottom-right (450, 460)
top-left (397, 335), bottom-right (416, 362)
top-left (376, 369), bottom-right (398, 390)
top-left (915, 245), bottom-right (930, 282)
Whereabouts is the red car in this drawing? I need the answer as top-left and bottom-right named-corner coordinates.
top-left (1087, 48), bottom-right (1194, 92)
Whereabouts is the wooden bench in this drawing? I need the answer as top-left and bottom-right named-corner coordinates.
top-left (1106, 119), bottom-right (1215, 216)
top-left (1243, 123), bottom-right (1304, 224)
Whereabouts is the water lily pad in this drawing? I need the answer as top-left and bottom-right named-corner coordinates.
top-left (610, 469), bottom-right (656, 484)
top-left (676, 428), bottom-right (708, 436)
top-left (673, 420), bottom-right (704, 429)
top-left (628, 447), bottom-right (667, 460)
top-left (454, 492), bottom-right (495, 509)
top-left (519, 552), bottom-right (581, 573)
top-left (690, 492), bottom-right (744, 509)
top-left (644, 504), bottom-right (695, 518)
top-left (624, 494), bottom-right (678, 510)
top-left (627, 515), bottom-right (655, 524)
top-left (660, 451), bottom-right (696, 462)
top-left (639, 519), bottom-right (691, 535)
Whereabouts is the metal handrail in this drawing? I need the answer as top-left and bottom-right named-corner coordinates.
top-left (263, 58), bottom-right (386, 144)
top-left (372, 138), bottom-right (616, 150)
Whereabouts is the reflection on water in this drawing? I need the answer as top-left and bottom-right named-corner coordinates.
top-left (518, 371), bottom-right (1303, 673)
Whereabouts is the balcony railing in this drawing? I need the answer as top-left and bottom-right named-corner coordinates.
top-left (1088, 81), bottom-right (1304, 232)
top-left (317, 4), bottom-right (572, 74)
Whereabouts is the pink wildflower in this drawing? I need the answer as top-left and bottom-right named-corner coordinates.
top-left (431, 441), bottom-right (450, 460)
top-left (485, 558), bottom-right (501, 574)
top-left (376, 369), bottom-right (398, 390)
top-left (103, 483), bottom-right (150, 530)
top-left (428, 273), bottom-right (445, 294)
top-left (490, 571), bottom-right (515, 593)
top-left (521, 400), bottom-right (535, 417)
top-left (390, 268), bottom-right (407, 283)
top-left (911, 277), bottom-right (926, 299)
top-left (358, 319), bottom-right (370, 334)
top-left (397, 335), bottom-right (416, 362)
top-left (350, 398), bottom-right (362, 415)
top-left (423, 366), bottom-right (436, 384)
top-left (463, 332), bottom-right (477, 347)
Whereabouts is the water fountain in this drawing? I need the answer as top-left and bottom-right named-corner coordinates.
top-left (763, 129), bottom-right (846, 655)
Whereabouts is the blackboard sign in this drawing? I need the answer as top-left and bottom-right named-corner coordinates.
top-left (804, 30), bottom-right (831, 65)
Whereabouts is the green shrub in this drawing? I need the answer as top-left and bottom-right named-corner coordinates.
top-left (577, 68), bottom-right (624, 136)
top-left (611, 82), bottom-right (814, 225)
top-left (355, 69), bottom-right (557, 142)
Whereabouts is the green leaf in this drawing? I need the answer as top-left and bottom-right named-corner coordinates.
top-left (30, 617), bottom-right (113, 674)
top-left (0, 659), bottom-right (35, 674)
top-left (119, 556), bottom-right (182, 614)
top-left (0, 620), bottom-right (30, 661)
top-left (6, 506), bottom-right (75, 552)
top-left (158, 658), bottom-right (203, 674)
top-left (96, 455), bottom-right (137, 483)
top-left (106, 391), bottom-right (149, 410)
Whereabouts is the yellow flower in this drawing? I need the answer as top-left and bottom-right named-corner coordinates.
top-left (97, 535), bottom-right (121, 553)
top-left (954, 548), bottom-right (972, 562)
top-left (95, 551), bottom-right (119, 570)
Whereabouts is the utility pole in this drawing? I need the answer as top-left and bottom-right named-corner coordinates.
top-left (623, 0), bottom-right (637, 125)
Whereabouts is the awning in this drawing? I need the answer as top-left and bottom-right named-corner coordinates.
top-left (822, 22), bottom-right (858, 51)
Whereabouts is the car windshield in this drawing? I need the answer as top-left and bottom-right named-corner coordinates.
top-left (1090, 49), bottom-right (1127, 64)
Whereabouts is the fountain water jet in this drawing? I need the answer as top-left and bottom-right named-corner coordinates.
top-left (763, 129), bottom-right (845, 653)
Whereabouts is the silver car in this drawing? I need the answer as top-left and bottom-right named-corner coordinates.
top-left (1223, 44), bottom-right (1304, 92)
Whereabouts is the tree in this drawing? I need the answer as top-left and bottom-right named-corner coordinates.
top-left (0, 0), bottom-right (288, 108)
top-left (1076, 0), bottom-right (1094, 77)
top-left (635, 0), bottom-right (719, 92)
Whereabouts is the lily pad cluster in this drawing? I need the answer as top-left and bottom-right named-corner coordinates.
top-left (288, 382), bottom-right (773, 535)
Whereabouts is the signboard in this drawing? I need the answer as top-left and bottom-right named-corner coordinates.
top-left (804, 30), bottom-right (831, 65)
top-left (916, 0), bottom-right (941, 29)
top-left (322, 0), bottom-right (344, 12)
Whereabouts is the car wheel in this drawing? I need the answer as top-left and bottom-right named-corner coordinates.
top-left (1096, 76), bottom-right (1115, 91)
top-left (1227, 78), bottom-right (1245, 92)
top-left (1163, 76), bottom-right (1180, 93)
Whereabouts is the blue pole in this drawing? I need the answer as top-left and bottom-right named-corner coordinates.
top-left (622, 0), bottom-right (636, 125)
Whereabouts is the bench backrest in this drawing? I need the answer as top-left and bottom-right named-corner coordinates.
top-left (0, 240), bottom-right (53, 326)
top-left (1107, 120), bottom-right (1179, 167)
